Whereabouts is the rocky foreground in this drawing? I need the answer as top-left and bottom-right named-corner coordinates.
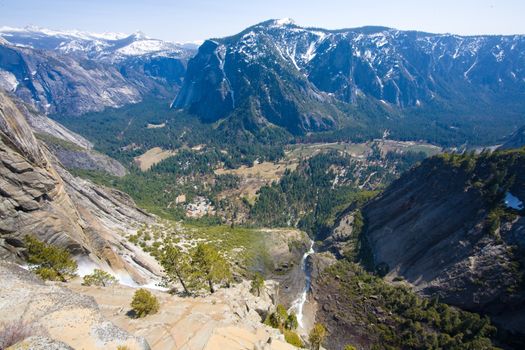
top-left (0, 261), bottom-right (298, 349)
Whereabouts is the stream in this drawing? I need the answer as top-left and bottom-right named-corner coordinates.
top-left (288, 239), bottom-right (315, 329)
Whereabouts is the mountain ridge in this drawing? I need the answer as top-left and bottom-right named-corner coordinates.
top-left (173, 19), bottom-right (525, 144)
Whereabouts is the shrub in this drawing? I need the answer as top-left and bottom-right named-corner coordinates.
top-left (344, 345), bottom-right (357, 350)
top-left (309, 323), bottom-right (326, 350)
top-left (284, 329), bottom-right (303, 347)
top-left (0, 319), bottom-right (48, 349)
top-left (250, 272), bottom-right (264, 297)
top-left (24, 236), bottom-right (77, 282)
top-left (82, 269), bottom-right (117, 287)
top-left (285, 313), bottom-right (299, 330)
top-left (131, 289), bottom-right (159, 318)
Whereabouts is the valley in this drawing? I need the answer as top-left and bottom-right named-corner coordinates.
top-left (0, 13), bottom-right (525, 350)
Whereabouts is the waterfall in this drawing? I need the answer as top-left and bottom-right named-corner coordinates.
top-left (288, 239), bottom-right (315, 329)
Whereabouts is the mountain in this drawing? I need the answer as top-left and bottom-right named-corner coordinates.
top-left (320, 150), bottom-right (525, 346)
top-left (173, 19), bottom-right (525, 143)
top-left (0, 26), bottom-right (195, 116)
top-left (501, 126), bottom-right (525, 149)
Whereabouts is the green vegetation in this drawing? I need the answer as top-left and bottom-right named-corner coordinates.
top-left (134, 222), bottom-right (273, 277)
top-left (308, 323), bottom-right (327, 350)
top-left (130, 289), bottom-right (159, 318)
top-left (35, 132), bottom-right (84, 152)
top-left (24, 236), bottom-right (77, 282)
top-left (251, 151), bottom-right (384, 238)
top-left (250, 272), bottom-right (265, 297)
top-left (264, 304), bottom-right (302, 347)
top-left (192, 243), bottom-right (232, 293)
top-left (322, 260), bottom-right (500, 350)
top-left (344, 346), bottom-right (357, 350)
top-left (284, 329), bottom-right (303, 348)
top-left (437, 149), bottom-right (525, 236)
top-left (52, 97), bottom-right (286, 167)
top-left (82, 269), bottom-right (117, 287)
top-left (160, 243), bottom-right (193, 294)
top-left (157, 238), bottom-right (233, 295)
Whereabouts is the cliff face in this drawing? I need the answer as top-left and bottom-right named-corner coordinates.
top-left (0, 91), bottom-right (160, 283)
top-left (361, 152), bottom-right (525, 336)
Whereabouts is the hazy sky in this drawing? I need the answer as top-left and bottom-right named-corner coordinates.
top-left (0, 0), bottom-right (523, 42)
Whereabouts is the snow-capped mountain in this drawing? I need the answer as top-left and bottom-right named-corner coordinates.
top-left (174, 19), bottom-right (525, 137)
top-left (0, 26), bottom-right (193, 62)
top-left (0, 26), bottom-right (196, 115)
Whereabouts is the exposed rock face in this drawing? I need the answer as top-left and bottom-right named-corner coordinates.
top-left (0, 262), bottom-right (150, 350)
top-left (0, 90), bottom-right (159, 283)
top-left (14, 99), bottom-right (94, 149)
top-left (44, 136), bottom-right (128, 177)
top-left (173, 35), bottom-right (340, 135)
top-left (0, 28), bottom-right (194, 116)
top-left (360, 154), bottom-right (525, 337)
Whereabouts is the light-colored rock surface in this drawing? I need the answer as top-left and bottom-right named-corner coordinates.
top-left (0, 262), bottom-right (150, 350)
top-left (44, 138), bottom-right (128, 177)
top-left (0, 90), bottom-right (159, 284)
top-left (10, 336), bottom-right (75, 350)
top-left (70, 280), bottom-right (298, 350)
top-left (14, 99), bottom-right (93, 150)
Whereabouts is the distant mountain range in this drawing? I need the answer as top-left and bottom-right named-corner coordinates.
top-left (0, 26), bottom-right (196, 115)
top-left (1, 21), bottom-right (525, 145)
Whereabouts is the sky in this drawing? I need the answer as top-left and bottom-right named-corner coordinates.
top-left (0, 0), bottom-right (523, 42)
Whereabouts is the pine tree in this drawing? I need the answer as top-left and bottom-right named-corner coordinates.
top-left (192, 243), bottom-right (232, 293)
top-left (82, 269), bottom-right (117, 287)
top-left (160, 243), bottom-right (193, 295)
top-left (131, 289), bottom-right (159, 318)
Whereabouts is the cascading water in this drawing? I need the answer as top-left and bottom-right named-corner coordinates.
top-left (289, 239), bottom-right (315, 329)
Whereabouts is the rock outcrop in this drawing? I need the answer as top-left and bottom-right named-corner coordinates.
top-left (70, 279), bottom-right (297, 350)
top-left (0, 261), bottom-right (150, 349)
top-left (43, 135), bottom-right (128, 177)
top-left (0, 91), bottom-right (160, 283)
top-left (358, 153), bottom-right (525, 338)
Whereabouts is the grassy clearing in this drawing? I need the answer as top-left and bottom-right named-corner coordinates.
top-left (134, 147), bottom-right (178, 171)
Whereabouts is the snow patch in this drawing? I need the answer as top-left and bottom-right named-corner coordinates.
top-left (274, 18), bottom-right (295, 26)
top-left (504, 192), bottom-right (524, 210)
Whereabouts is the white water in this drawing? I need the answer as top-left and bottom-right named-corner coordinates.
top-left (289, 239), bottom-right (315, 329)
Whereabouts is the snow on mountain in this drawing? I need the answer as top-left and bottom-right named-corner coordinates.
top-left (0, 25), bottom-right (128, 43)
top-left (0, 26), bottom-right (193, 61)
